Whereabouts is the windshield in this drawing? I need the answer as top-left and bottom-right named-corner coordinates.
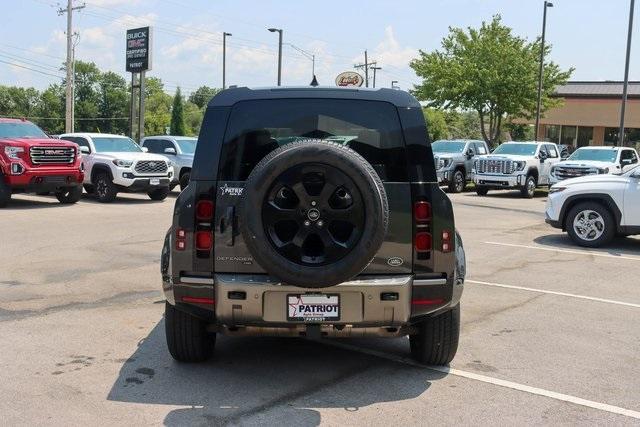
top-left (0, 122), bottom-right (48, 139)
top-left (92, 137), bottom-right (142, 153)
top-left (568, 148), bottom-right (617, 163)
top-left (431, 141), bottom-right (466, 153)
top-left (176, 138), bottom-right (197, 154)
top-left (493, 143), bottom-right (538, 156)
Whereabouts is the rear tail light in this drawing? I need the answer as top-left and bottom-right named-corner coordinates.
top-left (414, 201), bottom-right (431, 222)
top-left (196, 200), bottom-right (214, 221)
top-left (442, 229), bottom-right (453, 253)
top-left (195, 231), bottom-right (213, 251)
top-left (415, 232), bottom-right (432, 253)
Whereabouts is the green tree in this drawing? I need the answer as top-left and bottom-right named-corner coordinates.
top-left (423, 108), bottom-right (448, 141)
top-left (188, 86), bottom-right (219, 109)
top-left (144, 77), bottom-right (172, 136)
top-left (170, 87), bottom-right (186, 135)
top-left (37, 84), bottom-right (65, 134)
top-left (184, 101), bottom-right (204, 136)
top-left (410, 15), bottom-right (573, 147)
top-left (97, 71), bottom-right (129, 134)
top-left (444, 111), bottom-right (483, 140)
top-left (73, 61), bottom-right (101, 132)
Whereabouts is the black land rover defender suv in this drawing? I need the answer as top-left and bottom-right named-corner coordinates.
top-left (161, 87), bottom-right (466, 365)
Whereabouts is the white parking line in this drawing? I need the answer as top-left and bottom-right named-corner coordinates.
top-left (467, 280), bottom-right (640, 309)
top-left (320, 341), bottom-right (640, 420)
top-left (485, 241), bottom-right (640, 262)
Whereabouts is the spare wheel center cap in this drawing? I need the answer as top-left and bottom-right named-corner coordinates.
top-left (307, 208), bottom-right (320, 221)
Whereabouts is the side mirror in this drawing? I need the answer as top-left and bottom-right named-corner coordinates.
top-left (141, 147), bottom-right (149, 153)
top-left (79, 146), bottom-right (90, 154)
top-left (164, 147), bottom-right (177, 155)
top-left (539, 152), bottom-right (547, 162)
top-left (466, 149), bottom-right (474, 158)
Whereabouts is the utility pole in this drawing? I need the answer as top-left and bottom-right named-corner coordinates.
top-left (371, 66), bottom-right (381, 88)
top-left (223, 32), bottom-right (232, 89)
top-left (618, 0), bottom-right (635, 147)
top-left (268, 28), bottom-right (283, 86)
top-left (354, 52), bottom-right (372, 87)
top-left (534, 1), bottom-right (553, 141)
top-left (58, 0), bottom-right (85, 133)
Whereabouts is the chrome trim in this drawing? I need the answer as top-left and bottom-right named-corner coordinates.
top-left (413, 278), bottom-right (447, 286)
top-left (180, 276), bottom-right (214, 285)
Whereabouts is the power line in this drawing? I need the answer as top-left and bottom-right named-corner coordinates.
top-left (0, 59), bottom-right (64, 79)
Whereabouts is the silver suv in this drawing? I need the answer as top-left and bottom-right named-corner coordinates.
top-left (432, 140), bottom-right (489, 193)
top-left (141, 136), bottom-right (197, 190)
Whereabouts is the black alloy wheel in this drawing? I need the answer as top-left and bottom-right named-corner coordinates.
top-left (262, 164), bottom-right (365, 267)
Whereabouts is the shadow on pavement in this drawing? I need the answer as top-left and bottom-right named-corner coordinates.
top-left (2, 195), bottom-right (72, 210)
top-left (534, 233), bottom-right (640, 257)
top-left (108, 321), bottom-right (445, 426)
top-left (79, 193), bottom-right (170, 205)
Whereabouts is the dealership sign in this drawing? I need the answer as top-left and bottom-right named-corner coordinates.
top-left (335, 71), bottom-right (364, 87)
top-left (126, 27), bottom-right (152, 73)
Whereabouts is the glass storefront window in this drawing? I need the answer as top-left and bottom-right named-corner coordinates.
top-left (577, 127), bottom-right (593, 148)
top-left (560, 125), bottom-right (577, 147)
top-left (604, 128), bottom-right (619, 146)
top-left (545, 125), bottom-right (560, 143)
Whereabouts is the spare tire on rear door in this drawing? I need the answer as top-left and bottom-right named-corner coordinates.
top-left (239, 140), bottom-right (389, 288)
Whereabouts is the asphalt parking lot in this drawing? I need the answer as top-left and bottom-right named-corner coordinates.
top-left (1, 188), bottom-right (639, 426)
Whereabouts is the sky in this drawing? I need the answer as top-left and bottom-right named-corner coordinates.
top-left (1, 0), bottom-right (638, 99)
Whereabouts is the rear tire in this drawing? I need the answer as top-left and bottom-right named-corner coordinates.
top-left (165, 302), bottom-right (214, 362)
top-left (55, 186), bottom-right (82, 204)
top-left (94, 173), bottom-right (118, 203)
top-left (148, 187), bottom-right (170, 201)
top-left (410, 305), bottom-right (460, 365)
top-left (566, 202), bottom-right (616, 248)
top-left (0, 176), bottom-right (11, 208)
top-left (475, 186), bottom-right (489, 196)
top-left (521, 175), bottom-right (536, 198)
top-left (448, 169), bottom-right (466, 193)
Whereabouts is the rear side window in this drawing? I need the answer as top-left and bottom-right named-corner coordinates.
top-left (218, 99), bottom-right (408, 182)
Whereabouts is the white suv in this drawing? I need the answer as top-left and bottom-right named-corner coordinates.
top-left (546, 165), bottom-right (640, 247)
top-left (59, 133), bottom-right (174, 203)
top-left (549, 146), bottom-right (639, 185)
top-left (473, 141), bottom-right (561, 198)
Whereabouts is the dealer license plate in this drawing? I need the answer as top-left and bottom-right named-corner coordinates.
top-left (150, 178), bottom-right (160, 185)
top-left (287, 294), bottom-right (340, 322)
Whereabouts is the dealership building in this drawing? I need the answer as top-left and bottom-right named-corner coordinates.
top-left (530, 81), bottom-right (640, 148)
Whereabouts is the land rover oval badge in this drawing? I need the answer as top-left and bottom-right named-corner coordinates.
top-left (387, 257), bottom-right (403, 267)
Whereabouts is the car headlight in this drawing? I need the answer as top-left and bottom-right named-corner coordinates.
top-left (438, 158), bottom-right (452, 169)
top-left (515, 161), bottom-right (526, 171)
top-left (112, 159), bottom-right (133, 168)
top-left (549, 186), bottom-right (566, 194)
top-left (4, 146), bottom-right (24, 159)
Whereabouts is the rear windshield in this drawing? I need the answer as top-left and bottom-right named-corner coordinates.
top-left (568, 148), bottom-right (617, 163)
top-left (0, 122), bottom-right (48, 139)
top-left (218, 99), bottom-right (407, 181)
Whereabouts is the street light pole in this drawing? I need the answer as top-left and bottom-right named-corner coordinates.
top-left (618, 0), bottom-right (635, 147)
top-left (268, 28), bottom-right (283, 86)
top-left (535, 1), bottom-right (553, 141)
top-left (222, 32), bottom-right (232, 90)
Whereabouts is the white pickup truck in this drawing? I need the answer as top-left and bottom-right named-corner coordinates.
top-left (549, 146), bottom-right (639, 185)
top-left (473, 141), bottom-right (561, 198)
top-left (546, 165), bottom-right (640, 247)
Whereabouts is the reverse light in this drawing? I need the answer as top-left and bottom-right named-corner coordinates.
top-left (112, 159), bottom-right (133, 168)
top-left (4, 146), bottom-right (24, 159)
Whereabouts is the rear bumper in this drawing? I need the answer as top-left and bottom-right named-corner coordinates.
top-left (164, 273), bottom-right (463, 336)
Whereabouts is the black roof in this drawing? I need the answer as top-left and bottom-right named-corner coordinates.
top-left (207, 86), bottom-right (421, 108)
top-left (554, 81), bottom-right (640, 98)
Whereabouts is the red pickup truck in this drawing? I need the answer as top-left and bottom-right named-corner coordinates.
top-left (0, 118), bottom-right (84, 207)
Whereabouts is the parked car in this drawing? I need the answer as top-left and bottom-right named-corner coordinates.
top-left (59, 133), bottom-right (174, 203)
top-left (0, 118), bottom-right (84, 207)
top-left (557, 144), bottom-right (572, 160)
top-left (140, 135), bottom-right (197, 191)
top-left (546, 165), bottom-right (640, 247)
top-left (160, 87), bottom-right (466, 366)
top-left (472, 141), bottom-right (561, 198)
top-left (549, 146), bottom-right (639, 185)
top-left (432, 139), bottom-right (489, 193)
